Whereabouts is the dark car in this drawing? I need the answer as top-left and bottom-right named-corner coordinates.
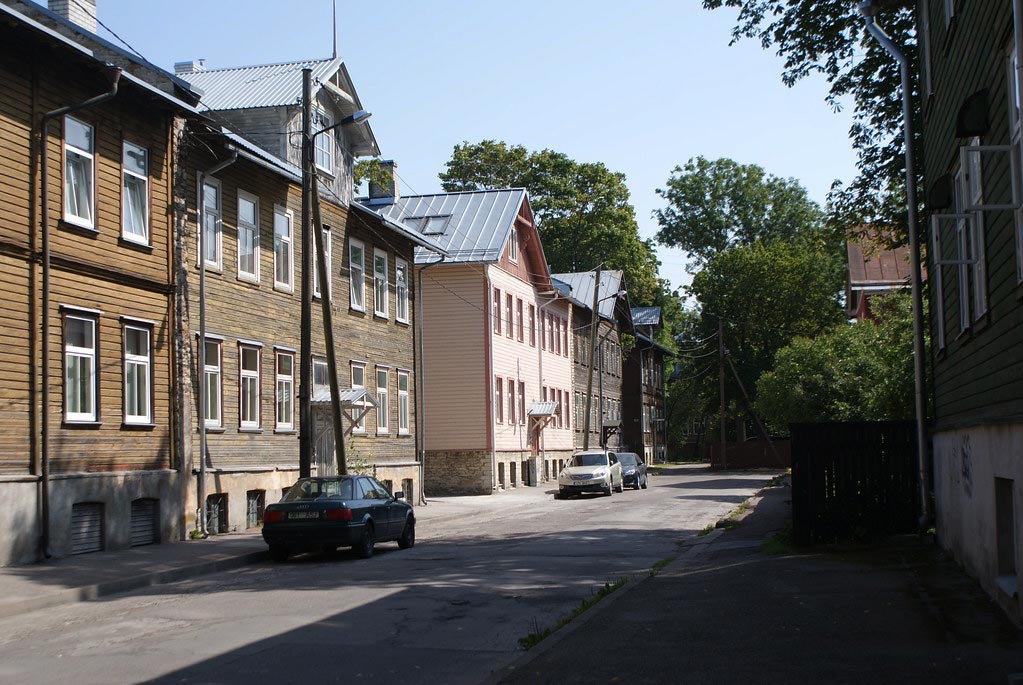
top-left (616, 452), bottom-right (648, 490)
top-left (262, 475), bottom-right (415, 562)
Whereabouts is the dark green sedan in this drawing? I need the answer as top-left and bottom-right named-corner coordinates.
top-left (262, 475), bottom-right (415, 562)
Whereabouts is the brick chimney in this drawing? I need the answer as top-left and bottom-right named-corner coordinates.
top-left (174, 59), bottom-right (207, 75)
top-left (368, 160), bottom-right (400, 203)
top-left (49, 0), bottom-right (97, 33)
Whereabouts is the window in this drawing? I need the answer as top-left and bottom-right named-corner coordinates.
top-left (548, 313), bottom-right (555, 351)
top-left (554, 318), bottom-right (561, 355)
top-left (274, 206), bottom-right (294, 291)
top-left (964, 137), bottom-right (987, 322)
top-left (374, 249), bottom-right (389, 318)
top-left (64, 116), bottom-right (94, 228)
top-left (516, 299), bottom-right (524, 342)
top-left (395, 258), bottom-right (410, 323)
top-left (349, 238), bottom-right (365, 310)
top-left (492, 288), bottom-right (502, 335)
top-left (564, 389), bottom-right (570, 429)
top-left (235, 191), bottom-right (259, 281)
top-left (64, 313), bottom-right (96, 422)
top-left (122, 142), bottom-right (149, 243)
top-left (313, 358), bottom-right (329, 397)
top-left (313, 107), bottom-right (333, 173)
top-left (953, 153), bottom-right (987, 333)
top-left (528, 305), bottom-right (536, 346)
top-left (376, 367), bottom-right (389, 434)
top-left (495, 377), bottom-right (503, 423)
top-left (397, 371), bottom-right (410, 434)
top-left (239, 344), bottom-right (260, 428)
top-left (507, 378), bottom-right (516, 425)
top-left (203, 339), bottom-right (221, 427)
top-left (275, 351), bottom-right (294, 430)
top-left (518, 381), bottom-right (526, 425)
top-left (313, 226), bottom-right (331, 299)
top-left (506, 293), bottom-right (513, 339)
top-left (562, 319), bottom-right (569, 356)
top-left (351, 363), bottom-right (366, 433)
top-left (1009, 47), bottom-right (1023, 283)
top-left (555, 389), bottom-right (563, 428)
top-left (123, 324), bottom-right (151, 424)
top-left (508, 226), bottom-right (518, 262)
top-left (201, 179), bottom-right (222, 268)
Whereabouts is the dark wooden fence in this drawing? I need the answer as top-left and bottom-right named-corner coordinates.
top-left (790, 421), bottom-right (919, 545)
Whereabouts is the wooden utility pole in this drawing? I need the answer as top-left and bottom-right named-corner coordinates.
top-left (299, 68), bottom-right (313, 478)
top-left (718, 317), bottom-right (726, 469)
top-left (581, 266), bottom-right (602, 449)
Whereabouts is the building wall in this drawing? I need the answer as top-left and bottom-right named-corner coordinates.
top-left (570, 305), bottom-right (624, 451)
top-left (622, 343), bottom-right (667, 462)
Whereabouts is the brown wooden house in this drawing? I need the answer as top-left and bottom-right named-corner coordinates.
top-left (622, 307), bottom-right (672, 463)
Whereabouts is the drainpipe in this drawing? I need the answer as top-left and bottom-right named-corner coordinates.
top-left (195, 151), bottom-right (238, 537)
top-left (415, 256), bottom-right (444, 505)
top-left (37, 65), bottom-right (121, 560)
top-left (859, 1), bottom-right (930, 527)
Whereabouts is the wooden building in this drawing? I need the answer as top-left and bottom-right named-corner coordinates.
top-left (551, 270), bottom-right (631, 452)
top-left (622, 307), bottom-right (671, 463)
top-left (0, 2), bottom-right (202, 563)
top-left (917, 0), bottom-right (1023, 623)
top-left (367, 187), bottom-right (575, 494)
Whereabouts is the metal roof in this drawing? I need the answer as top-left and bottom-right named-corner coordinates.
top-left (311, 387), bottom-right (374, 405)
top-left (350, 202), bottom-right (448, 255)
top-left (180, 57), bottom-right (340, 111)
top-left (846, 236), bottom-right (914, 289)
top-left (631, 307), bottom-right (662, 328)
top-left (528, 401), bottom-right (558, 417)
top-left (550, 270), bottom-right (625, 320)
top-left (365, 189), bottom-right (528, 265)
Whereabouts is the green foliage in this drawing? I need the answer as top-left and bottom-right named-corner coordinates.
top-left (518, 577), bottom-right (629, 650)
top-left (655, 156), bottom-right (823, 266)
top-left (439, 140), bottom-right (662, 306)
top-left (755, 292), bottom-right (917, 431)
top-left (353, 158), bottom-right (392, 190)
top-left (701, 1), bottom-right (919, 245)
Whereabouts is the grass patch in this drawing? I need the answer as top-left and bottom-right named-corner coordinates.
top-left (765, 472), bottom-right (790, 488)
top-left (519, 577), bottom-right (629, 650)
top-left (697, 523), bottom-right (715, 537)
top-left (761, 524), bottom-right (794, 555)
top-left (650, 557), bottom-right (673, 576)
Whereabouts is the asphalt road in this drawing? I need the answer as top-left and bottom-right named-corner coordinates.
top-left (0, 466), bottom-right (779, 684)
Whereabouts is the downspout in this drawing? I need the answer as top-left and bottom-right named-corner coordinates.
top-left (37, 65), bottom-right (121, 560)
top-left (859, 1), bottom-right (931, 527)
top-left (486, 268), bottom-right (497, 490)
top-left (196, 150), bottom-right (238, 537)
top-left (415, 256), bottom-right (445, 505)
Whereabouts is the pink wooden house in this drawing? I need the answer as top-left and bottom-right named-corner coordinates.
top-left (365, 175), bottom-right (574, 494)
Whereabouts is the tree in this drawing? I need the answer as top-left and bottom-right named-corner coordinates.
top-left (654, 156), bottom-right (824, 266)
top-left (755, 292), bottom-right (917, 431)
top-left (702, 0), bottom-right (918, 245)
top-left (439, 140), bottom-right (662, 305)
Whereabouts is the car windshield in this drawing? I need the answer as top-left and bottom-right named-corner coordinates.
top-left (281, 478), bottom-right (353, 502)
top-left (617, 454), bottom-right (638, 467)
top-left (571, 453), bottom-right (608, 467)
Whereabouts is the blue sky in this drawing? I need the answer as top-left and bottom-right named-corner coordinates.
top-left (91, 0), bottom-right (858, 293)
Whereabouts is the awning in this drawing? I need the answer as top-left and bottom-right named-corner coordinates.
top-left (311, 387), bottom-right (379, 436)
top-left (528, 401), bottom-right (558, 417)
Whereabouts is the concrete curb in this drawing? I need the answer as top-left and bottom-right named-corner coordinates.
top-left (0, 549), bottom-right (267, 620)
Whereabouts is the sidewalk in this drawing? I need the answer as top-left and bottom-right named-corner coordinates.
top-left (494, 480), bottom-right (1023, 685)
top-left (0, 532), bottom-right (267, 620)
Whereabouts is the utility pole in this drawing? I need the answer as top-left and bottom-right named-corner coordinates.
top-left (582, 266), bottom-right (602, 449)
top-left (299, 68), bottom-right (313, 478)
top-left (718, 317), bottom-right (726, 470)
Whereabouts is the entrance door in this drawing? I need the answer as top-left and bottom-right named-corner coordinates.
top-left (313, 406), bottom-right (336, 476)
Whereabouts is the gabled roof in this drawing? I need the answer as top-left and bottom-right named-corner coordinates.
top-left (631, 307), bottom-right (662, 328)
top-left (550, 270), bottom-right (625, 320)
top-left (350, 202), bottom-right (448, 255)
top-left (846, 236), bottom-right (913, 290)
top-left (366, 188), bottom-right (529, 265)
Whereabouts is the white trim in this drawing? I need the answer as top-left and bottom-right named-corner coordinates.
top-left (273, 344), bottom-right (297, 353)
top-left (313, 225), bottom-right (331, 300)
top-left (395, 256), bottom-right (410, 324)
top-left (202, 338), bottom-right (222, 428)
top-left (373, 247), bottom-right (389, 319)
top-left (60, 304), bottom-right (103, 316)
top-left (275, 349), bottom-right (295, 431)
top-left (63, 116), bottom-right (95, 230)
top-left (64, 312), bottom-right (97, 422)
top-left (349, 237), bottom-right (366, 312)
top-left (350, 361), bottom-right (367, 433)
top-left (236, 338), bottom-right (265, 348)
top-left (375, 366), bottom-right (389, 434)
top-left (397, 369), bottom-right (410, 434)
top-left (121, 140), bottom-right (150, 245)
top-left (238, 343), bottom-right (261, 429)
top-left (508, 225), bottom-right (518, 263)
top-left (123, 323), bottom-right (152, 424)
top-left (273, 205), bottom-right (295, 292)
top-left (199, 177), bottom-right (223, 270)
top-left (236, 189), bottom-right (260, 283)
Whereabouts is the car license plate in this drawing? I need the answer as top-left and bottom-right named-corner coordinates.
top-left (288, 511), bottom-right (319, 520)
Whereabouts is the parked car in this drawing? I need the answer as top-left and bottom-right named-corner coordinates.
top-left (616, 452), bottom-right (648, 490)
top-left (262, 476), bottom-right (415, 562)
top-left (558, 450), bottom-right (623, 498)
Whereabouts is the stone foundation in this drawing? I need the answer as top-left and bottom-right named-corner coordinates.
top-left (424, 450), bottom-right (494, 495)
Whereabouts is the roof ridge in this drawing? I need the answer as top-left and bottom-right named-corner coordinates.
top-left (190, 56), bottom-right (336, 75)
top-left (398, 187), bottom-right (526, 200)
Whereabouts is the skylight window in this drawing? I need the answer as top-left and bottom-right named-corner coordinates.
top-left (403, 215), bottom-right (450, 234)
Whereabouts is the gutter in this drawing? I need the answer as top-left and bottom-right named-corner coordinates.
top-left (37, 64), bottom-right (121, 560)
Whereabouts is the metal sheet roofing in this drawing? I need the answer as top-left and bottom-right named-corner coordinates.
top-left (180, 57), bottom-right (340, 111)
top-left (351, 202), bottom-right (448, 255)
top-left (549, 270), bottom-right (625, 320)
top-left (846, 237), bottom-right (914, 289)
top-left (631, 307), bottom-right (662, 328)
top-left (311, 387), bottom-right (373, 405)
top-left (365, 189), bottom-right (528, 265)
top-left (528, 401), bottom-right (558, 417)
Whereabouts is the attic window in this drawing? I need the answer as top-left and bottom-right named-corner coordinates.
top-left (404, 215), bottom-right (450, 234)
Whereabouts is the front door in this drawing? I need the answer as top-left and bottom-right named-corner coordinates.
top-left (313, 406), bottom-right (335, 476)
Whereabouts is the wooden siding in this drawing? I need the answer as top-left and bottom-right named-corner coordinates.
top-left (418, 263), bottom-right (488, 451)
top-left (569, 304), bottom-right (625, 449)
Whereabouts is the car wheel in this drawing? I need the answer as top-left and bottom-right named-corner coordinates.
top-left (605, 480), bottom-right (613, 497)
top-left (615, 479), bottom-right (624, 493)
top-left (269, 544), bottom-right (288, 563)
top-left (398, 518), bottom-right (416, 549)
top-left (641, 478), bottom-right (648, 490)
top-left (356, 523), bottom-right (375, 559)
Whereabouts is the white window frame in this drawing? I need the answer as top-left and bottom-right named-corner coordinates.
top-left (313, 226), bottom-right (331, 300)
top-left (199, 177), bottom-right (222, 270)
top-left (506, 293), bottom-right (514, 339)
top-left (64, 313), bottom-right (97, 422)
top-left (516, 299), bottom-right (524, 342)
top-left (239, 343), bottom-right (261, 429)
top-left (236, 190), bottom-right (260, 283)
top-left (518, 381), bottom-right (526, 425)
top-left (203, 338), bottom-right (222, 428)
top-left (493, 288), bottom-right (502, 335)
top-left (313, 107), bottom-right (334, 174)
top-left (529, 304), bottom-right (536, 347)
top-left (395, 257), bottom-right (410, 324)
top-left (350, 362), bottom-right (367, 433)
top-left (123, 323), bottom-right (151, 424)
top-left (349, 238), bottom-right (366, 311)
top-left (275, 350), bottom-right (294, 431)
top-left (507, 378), bottom-right (516, 425)
top-left (121, 141), bottom-right (149, 244)
top-left (273, 206), bottom-right (294, 292)
top-left (376, 366), bottom-right (389, 434)
top-left (508, 225), bottom-right (518, 262)
top-left (397, 370), bottom-right (410, 435)
top-left (494, 377), bottom-right (504, 424)
top-left (63, 116), bottom-right (95, 229)
top-left (373, 248), bottom-right (389, 318)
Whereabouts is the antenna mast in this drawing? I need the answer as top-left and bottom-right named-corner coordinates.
top-left (332, 0), bottom-right (338, 59)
